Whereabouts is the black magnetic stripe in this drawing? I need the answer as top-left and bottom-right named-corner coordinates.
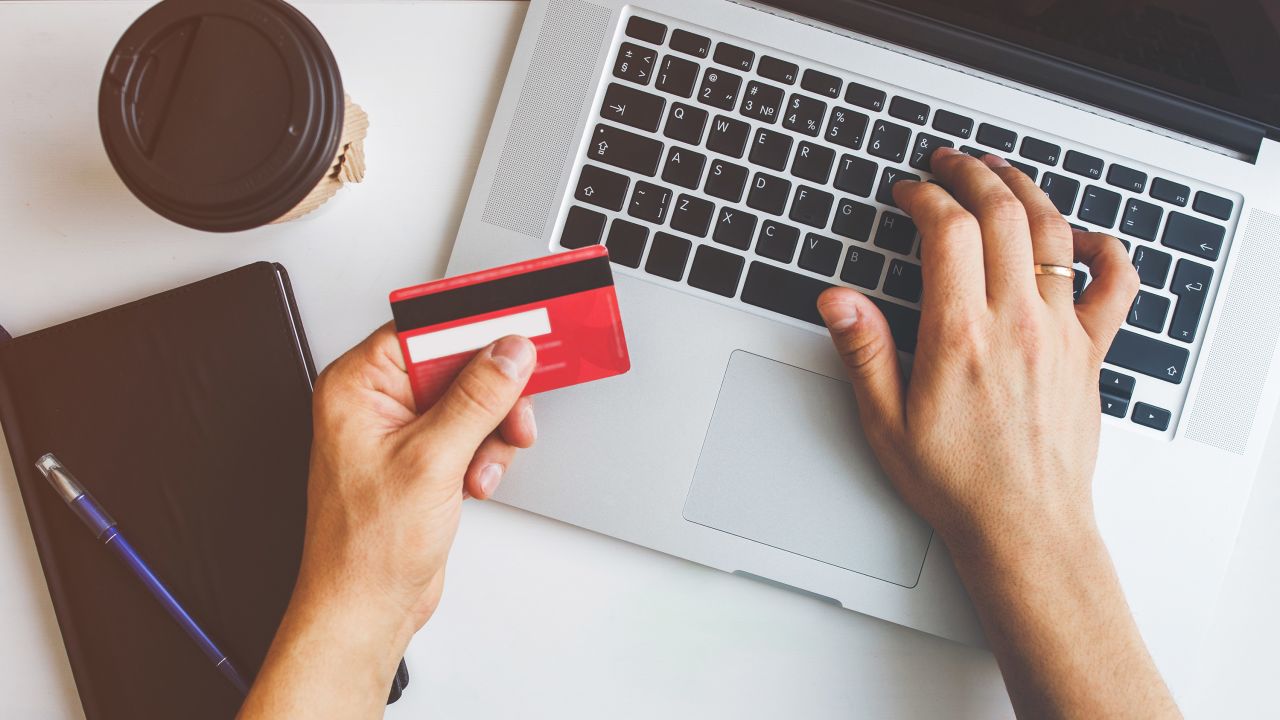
top-left (393, 255), bottom-right (614, 330)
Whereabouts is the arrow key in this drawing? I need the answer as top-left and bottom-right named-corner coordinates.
top-left (1168, 258), bottom-right (1214, 343)
top-left (1132, 402), bottom-right (1172, 432)
top-left (1101, 394), bottom-right (1130, 418)
top-left (1100, 369), bottom-right (1136, 399)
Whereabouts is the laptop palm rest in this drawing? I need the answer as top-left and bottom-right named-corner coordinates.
top-left (682, 351), bottom-right (933, 588)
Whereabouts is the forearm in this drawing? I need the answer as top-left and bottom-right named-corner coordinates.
top-left (948, 520), bottom-right (1181, 720)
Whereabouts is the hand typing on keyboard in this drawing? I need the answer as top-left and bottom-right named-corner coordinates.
top-left (817, 147), bottom-right (1181, 719)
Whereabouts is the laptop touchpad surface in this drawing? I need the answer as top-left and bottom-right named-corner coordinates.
top-left (683, 351), bottom-right (933, 588)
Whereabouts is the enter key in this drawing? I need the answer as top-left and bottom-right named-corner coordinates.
top-left (1169, 259), bottom-right (1214, 343)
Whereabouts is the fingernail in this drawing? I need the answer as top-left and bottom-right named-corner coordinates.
top-left (478, 463), bottom-right (504, 496)
top-left (982, 154), bottom-right (1011, 168)
top-left (523, 404), bottom-right (538, 442)
top-left (818, 301), bottom-right (858, 331)
top-left (490, 336), bottom-right (535, 379)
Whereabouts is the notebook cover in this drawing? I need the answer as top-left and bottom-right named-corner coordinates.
top-left (0, 262), bottom-right (316, 719)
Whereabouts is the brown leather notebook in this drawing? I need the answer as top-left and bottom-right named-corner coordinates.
top-left (0, 263), bottom-right (404, 718)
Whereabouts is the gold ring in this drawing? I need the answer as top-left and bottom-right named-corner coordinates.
top-left (1034, 264), bottom-right (1076, 279)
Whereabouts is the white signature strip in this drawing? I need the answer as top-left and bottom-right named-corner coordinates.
top-left (406, 307), bottom-right (552, 363)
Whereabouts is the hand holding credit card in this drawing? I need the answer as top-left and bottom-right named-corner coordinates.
top-left (391, 246), bottom-right (631, 412)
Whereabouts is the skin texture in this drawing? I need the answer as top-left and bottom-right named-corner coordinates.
top-left (239, 147), bottom-right (1180, 719)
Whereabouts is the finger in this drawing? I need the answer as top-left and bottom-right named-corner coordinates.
top-left (464, 433), bottom-right (518, 500)
top-left (1074, 231), bottom-right (1140, 359)
top-left (893, 173), bottom-right (987, 314)
top-left (817, 287), bottom-right (907, 444)
top-left (498, 397), bottom-right (537, 449)
top-left (315, 322), bottom-right (417, 423)
top-left (929, 150), bottom-right (1038, 303)
top-left (980, 155), bottom-right (1075, 308)
top-left (410, 336), bottom-right (536, 458)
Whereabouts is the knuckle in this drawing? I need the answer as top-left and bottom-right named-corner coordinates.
top-left (977, 192), bottom-right (1027, 224)
top-left (838, 329), bottom-right (893, 373)
top-left (934, 208), bottom-right (979, 239)
top-left (449, 370), bottom-right (507, 419)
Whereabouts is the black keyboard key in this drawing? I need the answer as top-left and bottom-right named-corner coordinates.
top-left (698, 68), bottom-right (743, 110)
top-left (799, 233), bottom-right (842, 276)
top-left (627, 181), bottom-right (673, 224)
top-left (706, 115), bottom-right (751, 158)
top-left (790, 186), bottom-right (834, 229)
top-left (959, 145), bottom-right (987, 159)
top-left (1040, 172), bottom-right (1080, 215)
top-left (1073, 269), bottom-right (1088, 302)
top-left (560, 206), bottom-right (607, 249)
top-left (1063, 150), bottom-right (1104, 180)
top-left (1101, 393), bottom-right (1129, 418)
top-left (671, 193), bottom-right (715, 237)
top-left (1100, 369), bottom-right (1136, 400)
top-left (1105, 329), bottom-right (1190, 384)
top-left (661, 146), bottom-right (707, 189)
top-left (605, 220), bottom-right (648, 268)
top-left (575, 164), bottom-right (630, 211)
top-left (908, 132), bottom-right (954, 172)
top-left (835, 154), bottom-right (877, 197)
top-left (783, 94), bottom-right (827, 137)
top-left (748, 128), bottom-right (794, 171)
top-left (1169, 259), bottom-right (1214, 343)
top-left (888, 96), bottom-right (929, 126)
top-left (883, 260), bottom-right (923, 303)
top-left (705, 159), bottom-right (749, 202)
top-left (664, 103), bottom-right (708, 145)
top-left (670, 29), bottom-right (711, 59)
top-left (1193, 191), bottom-right (1233, 220)
top-left (614, 43), bottom-right (657, 86)
top-left (1107, 164), bottom-right (1147, 193)
top-left (824, 107), bottom-right (869, 151)
top-left (645, 232), bottom-right (691, 280)
top-left (876, 167), bottom-right (920, 208)
top-left (740, 80), bottom-right (785, 124)
top-left (977, 123), bottom-right (1016, 152)
top-left (840, 246), bottom-right (886, 289)
top-left (931, 109), bottom-right (973, 139)
top-left (747, 172), bottom-right (792, 215)
top-left (1162, 212), bottom-right (1225, 261)
top-left (714, 42), bottom-right (753, 71)
top-left (713, 207), bottom-right (758, 250)
top-left (602, 83), bottom-right (665, 132)
top-left (1019, 136), bottom-right (1061, 165)
top-left (833, 199), bottom-right (877, 242)
top-left (1132, 402), bottom-right (1172, 431)
top-left (687, 244), bottom-right (745, 297)
top-left (625, 16), bottom-right (666, 44)
top-left (1151, 177), bottom-right (1190, 207)
top-left (844, 81), bottom-right (886, 112)
top-left (1127, 291), bottom-right (1170, 332)
top-left (1008, 159), bottom-right (1038, 181)
top-left (655, 55), bottom-right (700, 98)
top-left (875, 211), bottom-right (917, 254)
top-left (1078, 185), bottom-right (1122, 227)
top-left (791, 141), bottom-right (836, 183)
top-left (868, 120), bottom-right (912, 163)
top-left (801, 69), bottom-right (842, 98)
top-left (741, 260), bottom-right (830, 326)
top-left (758, 56), bottom-right (799, 85)
top-left (1120, 198), bottom-right (1162, 242)
top-left (1132, 245), bottom-right (1172, 288)
top-left (756, 220), bottom-right (799, 262)
top-left (590, 123), bottom-right (663, 175)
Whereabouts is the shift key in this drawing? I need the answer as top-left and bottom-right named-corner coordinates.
top-left (1105, 329), bottom-right (1191, 384)
top-left (588, 123), bottom-right (664, 176)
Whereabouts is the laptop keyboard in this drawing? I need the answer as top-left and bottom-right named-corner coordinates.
top-left (554, 11), bottom-right (1242, 436)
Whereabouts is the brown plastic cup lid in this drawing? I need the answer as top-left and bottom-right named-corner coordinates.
top-left (99, 0), bottom-right (344, 233)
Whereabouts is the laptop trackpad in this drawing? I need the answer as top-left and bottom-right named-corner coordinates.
top-left (682, 351), bottom-right (933, 588)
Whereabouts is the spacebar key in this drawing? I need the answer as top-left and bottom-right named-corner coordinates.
top-left (1104, 329), bottom-right (1191, 384)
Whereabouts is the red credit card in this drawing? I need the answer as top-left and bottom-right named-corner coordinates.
top-left (390, 246), bottom-right (630, 412)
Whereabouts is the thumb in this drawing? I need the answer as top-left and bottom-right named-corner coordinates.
top-left (817, 288), bottom-right (907, 439)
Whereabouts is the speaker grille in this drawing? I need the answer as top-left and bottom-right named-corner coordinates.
top-left (1185, 209), bottom-right (1280, 454)
top-left (482, 0), bottom-right (611, 238)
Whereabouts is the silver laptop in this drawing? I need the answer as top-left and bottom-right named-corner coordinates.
top-left (449, 0), bottom-right (1280, 697)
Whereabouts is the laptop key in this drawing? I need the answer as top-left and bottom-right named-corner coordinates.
top-left (1078, 185), bottom-right (1122, 228)
top-left (1193, 191), bottom-right (1233, 220)
top-left (756, 220), bottom-right (800, 262)
top-left (1063, 150), bottom-right (1104, 180)
top-left (931, 109), bottom-right (974, 139)
top-left (758, 56), bottom-right (799, 85)
top-left (977, 123), bottom-right (1016, 152)
top-left (661, 146), bottom-right (707, 189)
top-left (713, 42), bottom-right (754, 72)
top-left (655, 55), bottom-right (700, 98)
top-left (835, 154), bottom-right (877, 197)
top-left (747, 172), bottom-right (792, 215)
top-left (741, 261), bottom-right (831, 326)
top-left (825, 107), bottom-right (869, 151)
top-left (876, 167), bottom-right (920, 208)
top-left (833, 199), bottom-right (877, 242)
top-left (801, 69), bottom-right (842, 98)
top-left (748, 128), bottom-right (794, 171)
top-left (791, 141), bottom-right (836, 183)
top-left (799, 233), bottom-right (842, 276)
top-left (625, 16), bottom-right (666, 44)
top-left (875, 211), bottom-right (917, 254)
top-left (671, 194), bottom-right (715, 237)
top-left (705, 159), bottom-right (749, 202)
top-left (575, 164), bottom-right (630, 211)
top-left (841, 246), bottom-right (886, 289)
top-left (783, 94), bottom-right (827, 136)
top-left (790, 186), bottom-right (835, 228)
top-left (1132, 246), bottom-right (1172, 288)
top-left (844, 81), bottom-right (886, 112)
top-left (1107, 164), bottom-right (1147, 193)
top-left (740, 81), bottom-right (785, 124)
top-left (1073, 270), bottom-right (1088, 302)
top-left (884, 260), bottom-right (923, 303)
top-left (888, 96), bottom-right (929, 126)
top-left (706, 115), bottom-right (751, 158)
top-left (1151, 177), bottom-right (1190, 207)
top-left (1169, 259), bottom-right (1214, 343)
top-left (664, 103), bottom-right (708, 145)
top-left (1100, 369), bottom-right (1137, 400)
top-left (868, 120), bottom-right (911, 163)
top-left (713, 207), bottom-right (758, 250)
top-left (590, 123), bottom-right (663, 176)
top-left (559, 206), bottom-right (607, 249)
top-left (1120, 198), bottom-right (1162, 242)
top-left (687, 244), bottom-right (746, 297)
top-left (602, 83), bottom-right (665, 132)
top-left (1162, 212), bottom-right (1225, 261)
top-left (1132, 402), bottom-right (1172, 432)
top-left (909, 133), bottom-right (954, 172)
top-left (614, 43), bottom-right (657, 86)
top-left (1019, 137), bottom-right (1061, 165)
top-left (628, 181), bottom-right (673, 224)
top-left (670, 29), bottom-right (710, 59)
top-left (1127, 291), bottom-right (1170, 333)
top-left (645, 232), bottom-right (692, 280)
top-left (1105, 329), bottom-right (1190, 384)
top-left (1101, 393), bottom-right (1129, 418)
top-left (605, 220), bottom-right (648, 268)
top-left (698, 68), bottom-right (743, 110)
top-left (959, 146), bottom-right (987, 159)
top-left (1008, 159), bottom-right (1038, 181)
top-left (1040, 172), bottom-right (1080, 215)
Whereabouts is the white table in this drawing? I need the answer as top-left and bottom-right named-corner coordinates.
top-left (1, 2), bottom-right (1277, 717)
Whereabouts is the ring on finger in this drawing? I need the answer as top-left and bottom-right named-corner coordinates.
top-left (1033, 263), bottom-right (1076, 280)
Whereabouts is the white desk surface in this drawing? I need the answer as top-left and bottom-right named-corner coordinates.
top-left (0, 2), bottom-right (1277, 717)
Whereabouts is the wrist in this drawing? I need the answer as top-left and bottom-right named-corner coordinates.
top-left (283, 570), bottom-right (417, 674)
top-left (940, 506), bottom-right (1105, 582)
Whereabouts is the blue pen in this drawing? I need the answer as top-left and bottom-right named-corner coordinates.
top-left (34, 453), bottom-right (249, 695)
